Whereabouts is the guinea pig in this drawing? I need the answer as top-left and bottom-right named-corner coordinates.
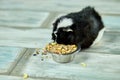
top-left (52, 6), bottom-right (105, 50)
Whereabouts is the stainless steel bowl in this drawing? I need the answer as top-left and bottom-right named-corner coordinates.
top-left (50, 49), bottom-right (80, 63)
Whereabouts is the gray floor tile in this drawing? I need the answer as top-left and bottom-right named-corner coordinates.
top-left (0, 47), bottom-right (24, 73)
top-left (85, 32), bottom-right (120, 54)
top-left (102, 15), bottom-right (120, 31)
top-left (0, 28), bottom-right (51, 48)
top-left (0, 75), bottom-right (63, 80)
top-left (0, 11), bottom-right (49, 28)
top-left (19, 51), bottom-right (120, 80)
top-left (0, 0), bottom-right (120, 14)
top-left (0, 75), bottom-right (24, 80)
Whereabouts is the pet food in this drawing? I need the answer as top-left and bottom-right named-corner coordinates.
top-left (45, 42), bottom-right (77, 55)
top-left (23, 73), bottom-right (29, 79)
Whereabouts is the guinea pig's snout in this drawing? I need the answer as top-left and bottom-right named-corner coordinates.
top-left (54, 31), bottom-right (57, 38)
top-left (52, 31), bottom-right (57, 41)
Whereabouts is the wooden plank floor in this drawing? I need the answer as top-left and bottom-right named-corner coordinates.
top-left (0, 0), bottom-right (120, 14)
top-left (0, 0), bottom-right (120, 80)
top-left (0, 11), bottom-right (49, 28)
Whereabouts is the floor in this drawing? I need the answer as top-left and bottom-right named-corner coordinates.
top-left (0, 0), bottom-right (120, 80)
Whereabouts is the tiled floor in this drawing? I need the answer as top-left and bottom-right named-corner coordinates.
top-left (0, 47), bottom-right (24, 73)
top-left (0, 0), bottom-right (120, 13)
top-left (0, 75), bottom-right (65, 80)
top-left (0, 0), bottom-right (120, 80)
top-left (102, 15), bottom-right (120, 31)
top-left (85, 32), bottom-right (120, 54)
top-left (18, 51), bottom-right (120, 80)
top-left (0, 11), bottom-right (49, 28)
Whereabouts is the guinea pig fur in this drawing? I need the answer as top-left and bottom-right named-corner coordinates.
top-left (52, 6), bottom-right (105, 49)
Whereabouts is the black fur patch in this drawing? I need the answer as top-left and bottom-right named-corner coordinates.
top-left (52, 6), bottom-right (104, 49)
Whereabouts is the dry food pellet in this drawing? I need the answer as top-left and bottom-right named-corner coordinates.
top-left (41, 58), bottom-right (44, 61)
top-left (36, 51), bottom-right (39, 54)
top-left (33, 48), bottom-right (40, 56)
top-left (23, 73), bottom-right (29, 79)
top-left (33, 52), bottom-right (39, 56)
top-left (41, 57), bottom-right (44, 61)
top-left (80, 62), bottom-right (87, 67)
top-left (42, 51), bottom-right (47, 55)
top-left (41, 56), bottom-right (44, 61)
top-left (33, 54), bottom-right (37, 56)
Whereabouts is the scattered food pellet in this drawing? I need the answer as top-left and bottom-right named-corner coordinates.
top-left (41, 58), bottom-right (44, 61)
top-left (33, 54), bottom-right (37, 56)
top-left (33, 48), bottom-right (41, 56)
top-left (36, 51), bottom-right (39, 54)
top-left (80, 62), bottom-right (87, 67)
top-left (42, 52), bottom-right (47, 55)
top-left (23, 73), bottom-right (29, 79)
top-left (42, 49), bottom-right (47, 55)
top-left (41, 56), bottom-right (44, 61)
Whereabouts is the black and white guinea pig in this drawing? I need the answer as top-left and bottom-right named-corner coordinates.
top-left (52, 6), bottom-right (105, 49)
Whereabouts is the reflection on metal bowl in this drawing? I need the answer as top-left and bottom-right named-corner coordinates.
top-left (50, 49), bottom-right (80, 63)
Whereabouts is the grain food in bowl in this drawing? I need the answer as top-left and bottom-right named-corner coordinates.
top-left (45, 42), bottom-right (77, 55)
top-left (45, 42), bottom-right (78, 63)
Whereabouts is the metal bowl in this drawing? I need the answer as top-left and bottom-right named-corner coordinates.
top-left (50, 49), bottom-right (80, 63)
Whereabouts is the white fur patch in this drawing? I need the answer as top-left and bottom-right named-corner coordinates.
top-left (57, 18), bottom-right (73, 28)
top-left (91, 28), bottom-right (105, 46)
top-left (63, 28), bottom-right (73, 32)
